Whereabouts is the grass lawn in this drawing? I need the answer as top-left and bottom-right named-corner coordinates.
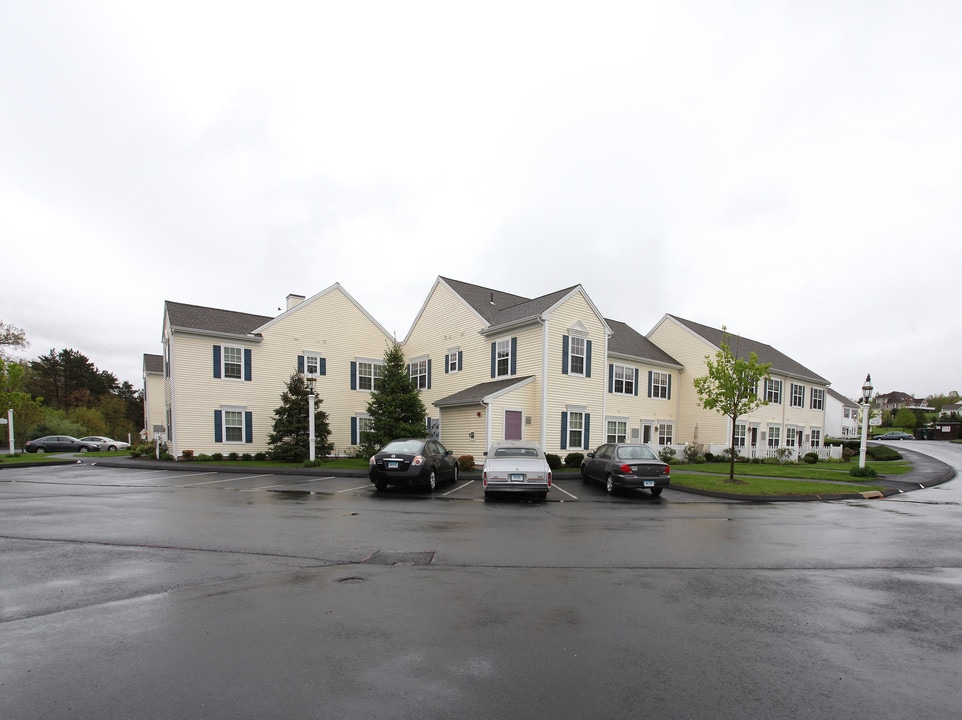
top-left (668, 460), bottom-right (904, 496)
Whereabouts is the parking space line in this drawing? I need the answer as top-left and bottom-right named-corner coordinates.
top-left (551, 482), bottom-right (578, 500)
top-left (179, 474), bottom-right (254, 487)
top-left (243, 476), bottom-right (334, 490)
top-left (337, 483), bottom-right (374, 493)
top-left (442, 479), bottom-right (475, 496)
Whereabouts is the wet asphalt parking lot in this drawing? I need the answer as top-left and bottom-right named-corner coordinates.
top-left (2, 443), bottom-right (961, 719)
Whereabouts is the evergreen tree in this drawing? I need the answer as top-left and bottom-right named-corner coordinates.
top-left (363, 341), bottom-right (427, 453)
top-left (268, 372), bottom-right (332, 462)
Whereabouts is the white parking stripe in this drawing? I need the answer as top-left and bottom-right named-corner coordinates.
top-left (337, 483), bottom-right (374, 493)
top-left (551, 482), bottom-right (578, 500)
top-left (442, 479), bottom-right (475, 496)
top-left (241, 476), bottom-right (334, 490)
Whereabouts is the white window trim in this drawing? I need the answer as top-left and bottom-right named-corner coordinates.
top-left (222, 345), bottom-right (243, 381)
top-left (651, 371), bottom-right (670, 399)
top-left (447, 347), bottom-right (460, 373)
top-left (568, 334), bottom-right (586, 376)
top-left (495, 338), bottom-right (511, 378)
top-left (612, 363), bottom-right (635, 395)
top-left (356, 358), bottom-right (384, 392)
top-left (221, 405), bottom-right (246, 444)
top-left (409, 356), bottom-right (429, 390)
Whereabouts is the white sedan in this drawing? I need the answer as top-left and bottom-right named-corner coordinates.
top-left (79, 436), bottom-right (130, 451)
top-left (482, 440), bottom-right (552, 499)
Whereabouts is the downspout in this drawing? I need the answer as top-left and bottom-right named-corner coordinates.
top-left (540, 317), bottom-right (548, 450)
top-left (167, 336), bottom-right (177, 459)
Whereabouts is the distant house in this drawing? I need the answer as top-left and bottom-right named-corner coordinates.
top-left (939, 402), bottom-right (962, 419)
top-left (142, 353), bottom-right (164, 441)
top-left (825, 387), bottom-right (860, 438)
top-left (875, 391), bottom-right (932, 413)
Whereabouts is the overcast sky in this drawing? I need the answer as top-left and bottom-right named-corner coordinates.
top-left (2, 1), bottom-right (959, 400)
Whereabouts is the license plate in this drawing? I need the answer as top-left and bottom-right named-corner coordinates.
top-left (643, 480), bottom-right (654, 487)
top-left (387, 461), bottom-right (399, 469)
top-left (509, 473), bottom-right (525, 483)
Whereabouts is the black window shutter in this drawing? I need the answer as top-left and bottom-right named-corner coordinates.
top-left (562, 335), bottom-right (569, 374)
top-left (213, 346), bottom-right (221, 378)
top-left (560, 412), bottom-right (568, 449)
top-left (245, 412), bottom-right (253, 443)
top-left (214, 410), bottom-right (223, 443)
top-left (297, 355), bottom-right (305, 374)
top-left (244, 349), bottom-right (252, 381)
top-left (510, 337), bottom-right (517, 375)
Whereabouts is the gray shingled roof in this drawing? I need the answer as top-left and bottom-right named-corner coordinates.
top-left (165, 300), bottom-right (272, 336)
top-left (667, 315), bottom-right (829, 384)
top-left (143, 353), bottom-right (164, 374)
top-left (440, 277), bottom-right (581, 330)
top-left (606, 319), bottom-right (681, 367)
top-left (827, 387), bottom-right (859, 407)
top-left (433, 376), bottom-right (535, 407)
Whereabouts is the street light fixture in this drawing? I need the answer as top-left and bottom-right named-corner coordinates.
top-left (305, 373), bottom-right (317, 463)
top-left (859, 373), bottom-right (873, 469)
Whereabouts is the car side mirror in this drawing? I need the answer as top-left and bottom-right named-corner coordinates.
top-left (587, 452), bottom-right (595, 458)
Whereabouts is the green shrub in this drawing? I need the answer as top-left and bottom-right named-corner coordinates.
top-left (181, 449), bottom-right (195, 461)
top-left (762, 457), bottom-right (779, 464)
top-left (195, 454), bottom-right (211, 462)
top-left (241, 453), bottom-right (253, 461)
top-left (211, 452), bottom-right (224, 461)
top-left (803, 452), bottom-right (819, 464)
top-left (841, 447), bottom-right (854, 462)
top-left (867, 445), bottom-right (902, 461)
top-left (658, 446), bottom-right (677, 463)
top-left (228, 452), bottom-right (239, 461)
top-left (302, 459), bottom-right (323, 468)
top-left (457, 455), bottom-right (476, 472)
top-left (254, 452), bottom-right (268, 461)
top-left (751, 457), bottom-right (763, 464)
top-left (849, 465), bottom-right (878, 478)
top-left (704, 452), bottom-right (716, 463)
top-left (691, 455), bottom-right (706, 464)
top-left (564, 452), bottom-right (584, 468)
top-left (545, 453), bottom-right (562, 470)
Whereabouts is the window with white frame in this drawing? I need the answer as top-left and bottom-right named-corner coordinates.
top-left (843, 408), bottom-right (852, 419)
top-left (568, 411), bottom-right (584, 449)
top-left (791, 383), bottom-right (805, 408)
top-left (224, 410), bottom-right (244, 443)
top-left (409, 359), bottom-right (428, 389)
top-left (765, 379), bottom-right (782, 404)
top-left (223, 346), bottom-right (243, 380)
top-left (569, 336), bottom-right (586, 375)
top-left (357, 361), bottom-right (383, 391)
top-left (658, 423), bottom-right (673, 445)
top-left (606, 419), bottom-right (627, 444)
top-left (786, 427), bottom-right (797, 447)
top-left (613, 364), bottom-right (634, 395)
top-left (810, 428), bottom-right (822, 448)
top-left (733, 423), bottom-right (747, 448)
top-left (305, 353), bottom-right (321, 376)
top-left (447, 349), bottom-right (459, 373)
top-left (496, 339), bottom-right (511, 377)
top-left (651, 371), bottom-right (670, 399)
top-left (810, 388), bottom-right (824, 410)
top-left (357, 415), bottom-right (373, 444)
top-left (768, 425), bottom-right (781, 448)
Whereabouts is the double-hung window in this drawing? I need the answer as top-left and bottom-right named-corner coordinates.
top-left (651, 371), bottom-right (670, 399)
top-left (606, 419), bottom-right (627, 444)
top-left (810, 388), bottom-right (824, 410)
top-left (305, 353), bottom-right (320, 376)
top-left (568, 336), bottom-right (586, 375)
top-left (224, 410), bottom-right (244, 443)
top-left (733, 423), bottom-right (747, 448)
top-left (613, 364), bottom-right (634, 395)
top-left (786, 427), bottom-right (797, 447)
top-left (568, 411), bottom-right (584, 449)
top-left (496, 339), bottom-right (511, 377)
top-left (765, 379), bottom-right (782, 404)
top-left (223, 346), bottom-right (243, 380)
top-left (409, 359), bottom-right (428, 389)
top-left (768, 426), bottom-right (781, 448)
top-left (810, 428), bottom-right (822, 447)
top-left (357, 361), bottom-right (383, 391)
top-left (791, 383), bottom-right (805, 408)
top-left (658, 423), bottom-right (673, 445)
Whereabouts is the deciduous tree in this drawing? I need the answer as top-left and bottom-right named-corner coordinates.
top-left (693, 332), bottom-right (772, 482)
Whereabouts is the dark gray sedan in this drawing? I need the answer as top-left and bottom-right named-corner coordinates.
top-left (581, 443), bottom-right (670, 495)
top-left (24, 435), bottom-right (101, 454)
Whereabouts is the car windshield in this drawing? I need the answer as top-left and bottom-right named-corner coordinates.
top-left (493, 446), bottom-right (540, 458)
top-left (380, 440), bottom-right (424, 454)
top-left (615, 445), bottom-right (658, 460)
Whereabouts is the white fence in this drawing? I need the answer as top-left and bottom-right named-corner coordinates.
top-left (649, 443), bottom-right (843, 462)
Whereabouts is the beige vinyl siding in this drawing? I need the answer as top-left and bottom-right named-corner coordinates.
top-left (404, 280), bottom-right (489, 414)
top-left (144, 371), bottom-right (165, 438)
top-left (543, 290), bottom-right (607, 456)
top-left (604, 360), bottom-right (677, 444)
top-left (437, 406), bottom-right (488, 461)
top-left (486, 381), bottom-right (538, 447)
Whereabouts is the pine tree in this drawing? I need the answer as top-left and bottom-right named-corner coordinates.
top-left (268, 372), bottom-right (332, 462)
top-left (363, 341), bottom-right (427, 453)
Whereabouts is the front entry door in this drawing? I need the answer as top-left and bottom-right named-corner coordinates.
top-left (505, 410), bottom-right (523, 441)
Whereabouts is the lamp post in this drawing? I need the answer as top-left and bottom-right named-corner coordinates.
top-left (305, 373), bottom-right (317, 463)
top-left (858, 373), bottom-right (873, 469)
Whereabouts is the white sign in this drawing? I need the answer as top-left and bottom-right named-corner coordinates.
top-left (869, 417), bottom-right (882, 426)
top-left (0, 418), bottom-right (6, 424)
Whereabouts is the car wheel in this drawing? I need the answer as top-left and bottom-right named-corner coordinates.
top-left (427, 469), bottom-right (437, 491)
top-left (581, 465), bottom-right (589, 483)
top-left (540, 492), bottom-right (548, 500)
top-left (79, 446), bottom-right (89, 453)
top-left (36, 447), bottom-right (46, 454)
top-left (374, 480), bottom-right (387, 492)
top-left (108, 445), bottom-right (117, 451)
top-left (650, 487), bottom-right (663, 497)
top-left (452, 465), bottom-right (459, 484)
top-left (606, 475), bottom-right (614, 494)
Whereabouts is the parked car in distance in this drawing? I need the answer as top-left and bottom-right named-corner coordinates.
top-left (24, 435), bottom-right (101, 454)
top-left (581, 443), bottom-right (670, 496)
top-left (482, 440), bottom-right (552, 499)
top-left (79, 436), bottom-right (130, 451)
top-left (369, 438), bottom-right (459, 491)
top-left (873, 431), bottom-right (914, 441)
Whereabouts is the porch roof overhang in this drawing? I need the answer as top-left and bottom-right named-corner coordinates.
top-left (433, 376), bottom-right (535, 408)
